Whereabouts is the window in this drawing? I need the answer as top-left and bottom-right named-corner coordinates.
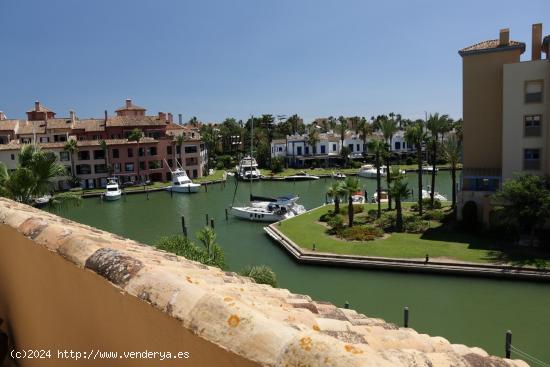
top-left (113, 163), bottom-right (121, 173)
top-left (524, 115), bottom-right (542, 137)
top-left (78, 151), bottom-right (90, 160)
top-left (148, 160), bottom-right (162, 169)
top-left (297, 146), bottom-right (302, 155)
top-left (192, 169), bottom-right (197, 178)
top-left (139, 161), bottom-right (146, 170)
top-left (125, 163), bottom-right (134, 172)
top-left (184, 145), bottom-right (198, 154)
top-left (138, 147), bottom-right (145, 157)
top-left (332, 143), bottom-right (337, 151)
top-left (112, 149), bottom-right (119, 158)
top-left (167, 146), bottom-right (172, 155)
top-left (186, 157), bottom-right (197, 166)
top-left (395, 142), bottom-right (401, 150)
top-left (305, 146), bottom-right (309, 155)
top-left (94, 164), bottom-right (108, 174)
top-left (525, 80), bottom-right (543, 103)
top-left (524, 149), bottom-right (541, 170)
top-left (320, 145), bottom-right (326, 154)
top-left (54, 135), bottom-right (67, 142)
top-left (176, 146), bottom-right (181, 154)
top-left (39, 137), bottom-right (49, 143)
top-left (127, 148), bottom-right (134, 157)
top-left (59, 151), bottom-right (70, 161)
top-left (10, 154), bottom-right (15, 160)
top-left (76, 164), bottom-right (91, 175)
top-left (167, 159), bottom-right (173, 167)
top-left (348, 144), bottom-right (353, 152)
top-left (93, 150), bottom-right (105, 160)
top-left (148, 147), bottom-right (157, 156)
top-left (356, 144), bottom-right (360, 152)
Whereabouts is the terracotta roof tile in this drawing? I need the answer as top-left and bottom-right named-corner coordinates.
top-left (459, 39), bottom-right (525, 56)
top-left (107, 116), bottom-right (167, 127)
top-left (0, 119), bottom-right (20, 131)
top-left (46, 118), bottom-right (73, 129)
top-left (16, 121), bottom-right (46, 135)
top-left (72, 119), bottom-right (106, 132)
top-left (115, 104), bottom-right (146, 112)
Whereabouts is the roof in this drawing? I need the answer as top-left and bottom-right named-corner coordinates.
top-left (45, 118), bottom-right (73, 129)
top-left (16, 121), bottom-right (46, 135)
top-left (0, 138), bottom-right (159, 151)
top-left (26, 104), bottom-right (52, 113)
top-left (166, 123), bottom-right (185, 130)
top-left (272, 139), bottom-right (286, 144)
top-left (0, 119), bottom-right (19, 131)
top-left (72, 119), bottom-right (105, 132)
top-left (115, 103), bottom-right (146, 112)
top-left (459, 39), bottom-right (525, 56)
top-left (107, 116), bottom-right (167, 127)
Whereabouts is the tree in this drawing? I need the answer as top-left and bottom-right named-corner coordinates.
top-left (327, 181), bottom-right (345, 214)
top-left (343, 177), bottom-right (360, 227)
top-left (64, 139), bottom-right (78, 184)
top-left (389, 178), bottom-right (411, 232)
top-left (127, 128), bottom-right (143, 181)
top-left (442, 134), bottom-right (462, 212)
top-left (368, 139), bottom-right (386, 218)
top-left (219, 118), bottom-right (243, 154)
top-left (0, 145), bottom-right (80, 209)
top-left (239, 265), bottom-right (278, 287)
top-left (357, 117), bottom-right (373, 156)
top-left (405, 123), bottom-right (427, 215)
top-left (426, 113), bottom-right (450, 207)
top-left (307, 128), bottom-right (320, 155)
top-left (337, 116), bottom-right (347, 150)
top-left (99, 140), bottom-right (110, 175)
top-left (378, 116), bottom-right (398, 210)
top-left (188, 116), bottom-right (199, 127)
top-left (494, 174), bottom-right (550, 245)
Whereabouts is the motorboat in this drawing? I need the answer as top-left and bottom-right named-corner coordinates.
top-left (166, 168), bottom-right (201, 193)
top-left (358, 165), bottom-right (405, 178)
top-left (104, 178), bottom-right (122, 201)
top-left (236, 155), bottom-right (261, 180)
top-left (421, 165), bottom-right (439, 173)
top-left (331, 172), bottom-right (346, 179)
top-left (422, 189), bottom-right (447, 202)
top-left (328, 191), bottom-right (365, 204)
top-left (34, 194), bottom-right (52, 207)
top-left (285, 171), bottom-right (320, 181)
top-left (372, 190), bottom-right (389, 203)
top-left (230, 194), bottom-right (306, 222)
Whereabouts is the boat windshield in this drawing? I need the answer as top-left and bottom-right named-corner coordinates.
top-left (107, 187), bottom-right (118, 192)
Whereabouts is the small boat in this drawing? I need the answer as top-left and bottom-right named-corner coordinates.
top-left (421, 165), bottom-right (439, 173)
top-left (351, 191), bottom-right (365, 204)
top-left (166, 168), bottom-right (201, 193)
top-left (372, 190), bottom-right (389, 203)
top-left (422, 189), bottom-right (447, 202)
top-left (358, 165), bottom-right (405, 178)
top-left (236, 155), bottom-right (261, 180)
top-left (285, 171), bottom-right (320, 181)
top-left (230, 195), bottom-right (306, 222)
top-left (34, 194), bottom-right (52, 207)
top-left (104, 178), bottom-right (122, 201)
top-left (226, 172), bottom-right (235, 177)
top-left (331, 172), bottom-right (346, 179)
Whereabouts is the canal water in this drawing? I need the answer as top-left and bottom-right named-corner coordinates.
top-left (58, 172), bottom-right (550, 361)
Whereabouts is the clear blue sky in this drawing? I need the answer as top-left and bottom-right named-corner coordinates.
top-left (1, 0), bottom-right (548, 123)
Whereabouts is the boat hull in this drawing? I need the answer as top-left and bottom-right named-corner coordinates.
top-left (167, 184), bottom-right (201, 193)
top-left (104, 192), bottom-right (122, 201)
top-left (230, 207), bottom-right (283, 222)
top-left (284, 176), bottom-right (319, 181)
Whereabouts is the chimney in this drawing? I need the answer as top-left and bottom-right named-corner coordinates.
top-left (69, 110), bottom-right (76, 124)
top-left (532, 23), bottom-right (542, 60)
top-left (35, 101), bottom-right (40, 112)
top-left (499, 28), bottom-right (510, 46)
top-left (125, 99), bottom-right (132, 108)
top-left (167, 113), bottom-right (173, 123)
top-left (158, 112), bottom-right (166, 120)
top-left (0, 111), bottom-right (5, 120)
top-left (104, 110), bottom-right (108, 122)
top-left (178, 114), bottom-right (183, 124)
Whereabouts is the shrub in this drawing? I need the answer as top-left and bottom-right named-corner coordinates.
top-left (154, 233), bottom-right (226, 269)
top-left (271, 157), bottom-right (284, 173)
top-left (375, 211), bottom-right (397, 230)
top-left (403, 215), bottom-right (428, 233)
top-left (341, 225), bottom-right (384, 241)
top-left (411, 198), bottom-right (442, 211)
top-left (328, 215), bottom-right (345, 234)
top-left (239, 265), bottom-right (278, 287)
top-left (367, 209), bottom-right (379, 219)
top-left (422, 210), bottom-right (445, 221)
top-left (319, 212), bottom-right (334, 222)
top-left (340, 204), bottom-right (364, 215)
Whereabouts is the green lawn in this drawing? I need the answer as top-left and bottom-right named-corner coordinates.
top-left (277, 204), bottom-right (550, 267)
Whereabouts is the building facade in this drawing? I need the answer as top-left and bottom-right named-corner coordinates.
top-left (0, 99), bottom-right (208, 190)
top-left (458, 23), bottom-right (550, 223)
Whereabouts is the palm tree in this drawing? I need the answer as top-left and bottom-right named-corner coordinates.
top-left (442, 134), bottom-right (462, 212)
top-left (426, 113), bottom-right (450, 207)
top-left (307, 128), bottom-right (320, 155)
top-left (127, 128), bottom-right (143, 182)
top-left (337, 116), bottom-right (347, 150)
top-left (175, 134), bottom-right (185, 169)
top-left (99, 140), bottom-right (110, 176)
top-left (405, 123), bottom-right (427, 215)
top-left (343, 177), bottom-right (360, 227)
top-left (63, 139), bottom-right (78, 182)
top-left (389, 178), bottom-right (411, 232)
top-left (188, 116), bottom-right (199, 127)
top-left (368, 139), bottom-right (386, 218)
top-left (327, 181), bottom-right (345, 214)
top-left (378, 117), bottom-right (398, 210)
top-left (357, 117), bottom-right (373, 156)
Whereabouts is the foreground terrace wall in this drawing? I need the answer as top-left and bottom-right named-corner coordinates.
top-left (0, 198), bottom-right (528, 367)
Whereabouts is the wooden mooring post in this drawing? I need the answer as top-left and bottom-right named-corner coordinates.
top-left (404, 307), bottom-right (409, 328)
top-left (505, 330), bottom-right (512, 359)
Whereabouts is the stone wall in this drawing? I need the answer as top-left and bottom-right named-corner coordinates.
top-left (0, 198), bottom-right (528, 366)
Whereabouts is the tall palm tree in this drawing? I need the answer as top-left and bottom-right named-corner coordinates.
top-left (63, 139), bottom-right (78, 180)
top-left (378, 117), bottom-right (398, 210)
top-left (99, 140), bottom-right (110, 175)
top-left (442, 134), bottom-right (462, 212)
top-left (389, 178), bottom-right (411, 232)
top-left (405, 123), bottom-right (427, 215)
top-left (307, 128), bottom-right (320, 155)
top-left (343, 177), bottom-right (360, 227)
top-left (337, 116), bottom-right (347, 150)
top-left (175, 134), bottom-right (185, 169)
top-left (368, 139), bottom-right (386, 218)
top-left (357, 117), bottom-right (373, 157)
top-left (327, 181), bottom-right (345, 214)
top-left (127, 128), bottom-right (143, 181)
top-left (426, 113), bottom-right (450, 207)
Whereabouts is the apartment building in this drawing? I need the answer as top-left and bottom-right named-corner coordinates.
top-left (458, 23), bottom-right (550, 223)
top-left (0, 99), bottom-right (207, 189)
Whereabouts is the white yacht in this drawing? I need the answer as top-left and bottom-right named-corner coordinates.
top-left (285, 171), bottom-right (320, 181)
top-left (421, 165), bottom-right (439, 173)
top-left (34, 194), bottom-right (52, 207)
top-left (230, 195), bottom-right (306, 222)
top-left (104, 178), bottom-right (122, 201)
top-left (358, 165), bottom-right (405, 178)
top-left (422, 189), bottom-right (447, 202)
top-left (166, 168), bottom-right (201, 193)
top-left (331, 172), bottom-right (346, 179)
top-left (236, 155), bottom-right (261, 180)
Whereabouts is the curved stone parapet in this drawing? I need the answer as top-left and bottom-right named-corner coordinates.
top-left (0, 198), bottom-right (528, 366)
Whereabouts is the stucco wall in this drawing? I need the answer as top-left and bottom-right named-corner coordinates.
top-left (0, 198), bottom-right (528, 367)
top-left (502, 59), bottom-right (550, 180)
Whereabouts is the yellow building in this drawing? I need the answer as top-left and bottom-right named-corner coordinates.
top-left (458, 24), bottom-right (550, 224)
